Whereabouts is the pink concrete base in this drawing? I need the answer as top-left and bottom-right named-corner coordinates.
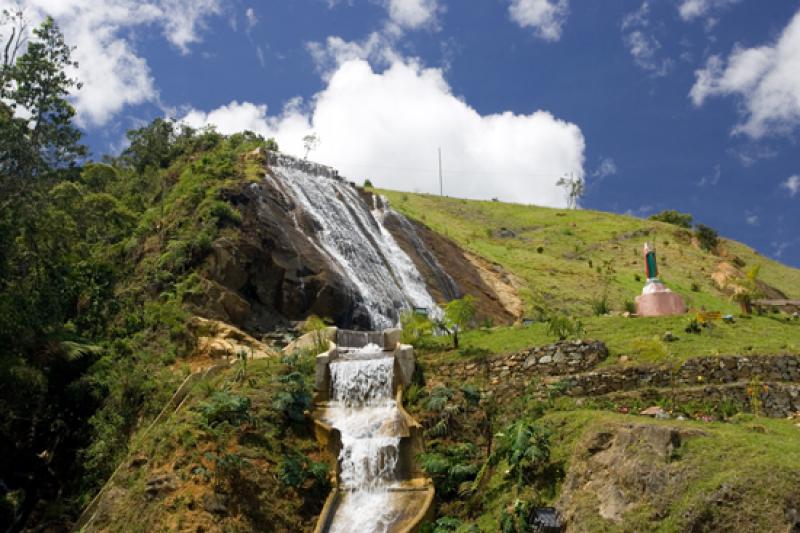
top-left (636, 291), bottom-right (687, 317)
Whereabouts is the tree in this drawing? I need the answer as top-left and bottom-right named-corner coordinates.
top-left (694, 224), bottom-right (719, 252)
top-left (302, 132), bottom-right (320, 159)
top-left (649, 209), bottom-right (693, 228)
top-left (725, 264), bottom-right (763, 315)
top-left (0, 8), bottom-right (27, 95)
top-left (555, 173), bottom-right (584, 209)
top-left (442, 296), bottom-right (476, 349)
top-left (1, 15), bottom-right (84, 210)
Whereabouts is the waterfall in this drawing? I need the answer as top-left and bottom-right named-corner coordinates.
top-left (323, 349), bottom-right (405, 532)
top-left (266, 153), bottom-right (440, 329)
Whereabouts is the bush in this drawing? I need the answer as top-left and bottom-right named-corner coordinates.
top-left (491, 420), bottom-right (551, 488)
top-left (197, 391), bottom-right (252, 427)
top-left (591, 295), bottom-right (610, 316)
top-left (546, 314), bottom-right (585, 340)
top-left (302, 315), bottom-right (330, 354)
top-left (649, 209), bottom-right (693, 228)
top-left (624, 300), bottom-right (636, 314)
top-left (694, 224), bottom-right (719, 252)
top-left (272, 372), bottom-right (312, 423)
top-left (400, 311), bottom-right (434, 345)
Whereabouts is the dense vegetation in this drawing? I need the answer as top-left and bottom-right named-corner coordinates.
top-left (0, 15), bottom-right (279, 529)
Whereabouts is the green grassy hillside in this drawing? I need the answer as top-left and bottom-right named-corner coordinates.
top-left (381, 190), bottom-right (800, 361)
top-left (381, 191), bottom-right (800, 314)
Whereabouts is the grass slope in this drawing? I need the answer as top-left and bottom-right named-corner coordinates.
top-left (381, 190), bottom-right (800, 361)
top-left (89, 354), bottom-right (327, 532)
top-left (381, 190), bottom-right (800, 314)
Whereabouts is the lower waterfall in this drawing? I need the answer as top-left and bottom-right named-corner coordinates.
top-left (322, 346), bottom-right (405, 532)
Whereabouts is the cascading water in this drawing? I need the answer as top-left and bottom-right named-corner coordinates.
top-left (322, 345), bottom-right (406, 532)
top-left (266, 153), bottom-right (441, 329)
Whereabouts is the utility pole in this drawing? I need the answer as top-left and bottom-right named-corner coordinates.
top-left (438, 147), bottom-right (442, 196)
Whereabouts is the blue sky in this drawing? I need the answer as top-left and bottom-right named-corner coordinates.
top-left (9, 0), bottom-right (800, 266)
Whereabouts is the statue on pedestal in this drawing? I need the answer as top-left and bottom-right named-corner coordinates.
top-left (635, 242), bottom-right (687, 317)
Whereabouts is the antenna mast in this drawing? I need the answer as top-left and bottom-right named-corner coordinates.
top-left (438, 147), bottom-right (442, 196)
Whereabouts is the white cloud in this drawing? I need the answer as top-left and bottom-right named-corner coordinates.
top-left (745, 213), bottom-right (759, 225)
top-left (621, 2), bottom-right (672, 76)
top-left (678, 0), bottom-right (740, 22)
top-left (2, 0), bottom-right (222, 126)
top-left (690, 9), bottom-right (800, 138)
top-left (698, 163), bottom-right (721, 186)
top-left (592, 158), bottom-right (617, 178)
top-left (307, 33), bottom-right (399, 78)
top-left (783, 175), bottom-right (800, 197)
top-left (508, 0), bottom-right (569, 42)
top-left (179, 58), bottom-right (585, 207)
top-left (385, 0), bottom-right (439, 30)
top-left (245, 6), bottom-right (258, 31)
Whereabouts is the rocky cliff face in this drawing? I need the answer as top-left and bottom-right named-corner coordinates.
top-left (186, 151), bottom-right (520, 335)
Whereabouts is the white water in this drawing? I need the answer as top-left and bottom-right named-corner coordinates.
top-left (267, 154), bottom-right (440, 329)
top-left (323, 354), bottom-right (404, 533)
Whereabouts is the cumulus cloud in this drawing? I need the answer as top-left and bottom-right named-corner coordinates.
top-left (783, 175), bottom-right (800, 197)
top-left (179, 58), bottom-right (585, 207)
top-left (2, 0), bottom-right (222, 126)
top-left (508, 0), bottom-right (569, 41)
top-left (690, 9), bottom-right (800, 138)
top-left (678, 0), bottom-right (740, 22)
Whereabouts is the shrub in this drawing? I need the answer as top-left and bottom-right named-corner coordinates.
top-left (546, 314), bottom-right (585, 340)
top-left (491, 420), bottom-right (551, 488)
top-left (649, 209), bottom-right (693, 228)
top-left (419, 443), bottom-right (479, 497)
top-left (591, 296), bottom-right (610, 316)
top-left (197, 391), bottom-right (252, 427)
top-left (363, 179), bottom-right (373, 188)
top-left (443, 296), bottom-right (476, 349)
top-left (272, 371), bottom-right (312, 423)
top-left (694, 224), bottom-right (719, 252)
top-left (302, 315), bottom-right (330, 353)
top-left (400, 311), bottom-right (434, 345)
top-left (623, 300), bottom-right (636, 314)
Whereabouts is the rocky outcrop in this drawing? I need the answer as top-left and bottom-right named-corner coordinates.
top-left (382, 210), bottom-right (521, 324)
top-left (557, 423), bottom-right (703, 525)
top-left (188, 316), bottom-right (276, 361)
top-left (187, 151), bottom-right (525, 335)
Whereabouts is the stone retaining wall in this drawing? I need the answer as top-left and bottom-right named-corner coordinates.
top-left (563, 354), bottom-right (800, 397)
top-left (429, 340), bottom-right (609, 385)
top-left (602, 382), bottom-right (800, 418)
top-left (426, 348), bottom-right (800, 418)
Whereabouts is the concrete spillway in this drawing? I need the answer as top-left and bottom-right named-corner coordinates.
top-left (312, 329), bottom-right (433, 533)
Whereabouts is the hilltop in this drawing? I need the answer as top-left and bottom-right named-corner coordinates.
top-left (380, 189), bottom-right (800, 364)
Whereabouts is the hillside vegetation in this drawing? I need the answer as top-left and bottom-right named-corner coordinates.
top-left (381, 190), bottom-right (800, 362)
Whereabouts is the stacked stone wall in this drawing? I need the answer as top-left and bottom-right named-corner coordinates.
top-left (426, 345), bottom-right (800, 418)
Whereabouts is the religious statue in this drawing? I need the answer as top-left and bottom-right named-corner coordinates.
top-left (635, 242), bottom-right (687, 317)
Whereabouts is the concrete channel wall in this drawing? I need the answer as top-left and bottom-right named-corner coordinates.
top-left (312, 329), bottom-right (435, 533)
